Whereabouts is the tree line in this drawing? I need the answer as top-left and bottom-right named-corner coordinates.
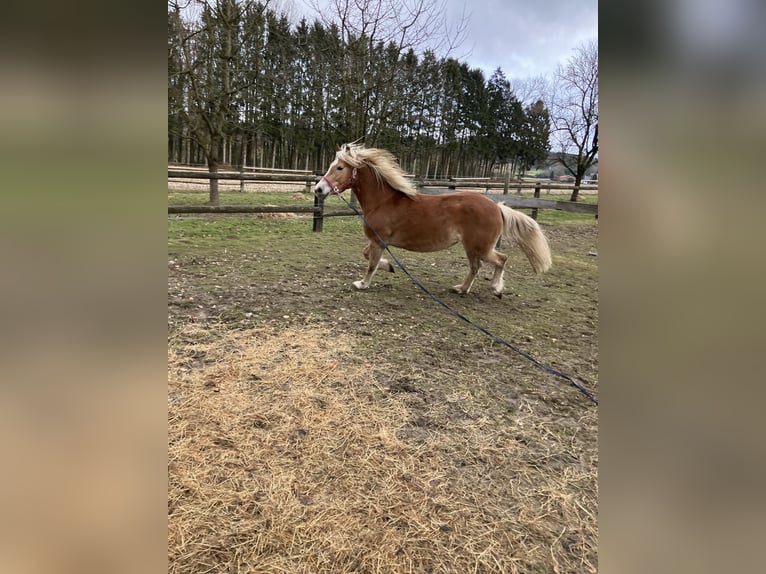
top-left (168, 0), bottom-right (596, 204)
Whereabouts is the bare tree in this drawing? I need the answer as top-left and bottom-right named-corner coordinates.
top-left (549, 40), bottom-right (598, 201)
top-left (303, 0), bottom-right (469, 143)
top-left (168, 0), bottom-right (268, 205)
top-left (305, 0), bottom-right (468, 56)
top-left (511, 74), bottom-right (550, 107)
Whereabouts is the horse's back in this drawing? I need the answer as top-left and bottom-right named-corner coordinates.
top-left (427, 192), bottom-right (502, 231)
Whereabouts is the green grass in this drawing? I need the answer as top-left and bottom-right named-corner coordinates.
top-left (168, 214), bottom-right (356, 255)
top-left (537, 208), bottom-right (596, 224)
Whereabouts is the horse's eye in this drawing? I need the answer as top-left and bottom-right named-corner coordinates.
top-left (336, 166), bottom-right (343, 171)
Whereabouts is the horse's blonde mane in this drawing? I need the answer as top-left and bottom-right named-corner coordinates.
top-left (337, 143), bottom-right (419, 199)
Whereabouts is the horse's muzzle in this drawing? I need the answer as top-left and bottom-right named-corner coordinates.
top-left (314, 178), bottom-right (334, 198)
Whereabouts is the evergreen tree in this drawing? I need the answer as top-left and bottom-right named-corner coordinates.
top-left (517, 99), bottom-right (551, 176)
top-left (486, 68), bottom-right (523, 175)
top-left (167, 1), bottom-right (564, 180)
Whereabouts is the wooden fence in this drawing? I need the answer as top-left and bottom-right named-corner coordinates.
top-left (168, 169), bottom-right (598, 231)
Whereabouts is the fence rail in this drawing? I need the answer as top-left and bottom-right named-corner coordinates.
top-left (168, 168), bottom-right (598, 231)
top-left (168, 169), bottom-right (312, 182)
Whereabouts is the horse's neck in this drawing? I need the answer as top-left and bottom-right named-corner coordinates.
top-left (353, 167), bottom-right (394, 210)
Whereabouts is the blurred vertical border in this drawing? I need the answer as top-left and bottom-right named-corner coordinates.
top-left (0, 1), bottom-right (167, 573)
top-left (601, 1), bottom-right (766, 572)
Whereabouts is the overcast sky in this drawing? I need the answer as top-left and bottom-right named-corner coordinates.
top-left (445, 0), bottom-right (597, 79)
top-left (283, 0), bottom-right (597, 81)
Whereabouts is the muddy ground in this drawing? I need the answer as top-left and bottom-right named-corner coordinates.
top-left (168, 203), bottom-right (598, 412)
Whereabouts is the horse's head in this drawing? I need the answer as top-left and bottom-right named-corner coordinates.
top-left (314, 144), bottom-right (358, 199)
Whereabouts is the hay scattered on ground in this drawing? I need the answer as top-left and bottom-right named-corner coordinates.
top-left (168, 324), bottom-right (597, 573)
top-left (252, 209), bottom-right (298, 220)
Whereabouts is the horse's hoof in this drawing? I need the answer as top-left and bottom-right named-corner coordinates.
top-left (352, 281), bottom-right (368, 290)
top-left (451, 285), bottom-right (464, 294)
top-left (493, 292), bottom-right (503, 299)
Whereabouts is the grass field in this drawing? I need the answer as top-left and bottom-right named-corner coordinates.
top-left (168, 189), bottom-right (598, 573)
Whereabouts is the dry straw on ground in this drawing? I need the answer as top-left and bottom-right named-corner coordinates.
top-left (168, 324), bottom-right (597, 573)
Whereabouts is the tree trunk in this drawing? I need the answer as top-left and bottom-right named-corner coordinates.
top-left (570, 174), bottom-right (582, 202)
top-left (182, 128), bottom-right (190, 164)
top-left (208, 159), bottom-right (220, 206)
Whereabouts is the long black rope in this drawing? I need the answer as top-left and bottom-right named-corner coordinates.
top-left (334, 193), bottom-right (598, 405)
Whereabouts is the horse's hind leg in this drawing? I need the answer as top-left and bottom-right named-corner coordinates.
top-left (355, 241), bottom-right (387, 290)
top-left (452, 253), bottom-right (481, 294)
top-left (485, 249), bottom-right (508, 298)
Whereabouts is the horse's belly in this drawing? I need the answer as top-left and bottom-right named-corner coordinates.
top-left (389, 229), bottom-right (460, 252)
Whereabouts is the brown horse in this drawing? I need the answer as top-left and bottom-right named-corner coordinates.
top-left (315, 143), bottom-right (552, 297)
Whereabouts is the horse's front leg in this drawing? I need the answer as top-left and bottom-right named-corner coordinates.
top-left (452, 254), bottom-right (481, 294)
top-left (361, 242), bottom-right (395, 274)
top-left (354, 241), bottom-right (388, 290)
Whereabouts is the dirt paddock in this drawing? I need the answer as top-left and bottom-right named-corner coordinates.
top-left (168, 198), bottom-right (598, 573)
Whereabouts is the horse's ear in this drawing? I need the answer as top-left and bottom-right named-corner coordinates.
top-left (335, 144), bottom-right (341, 152)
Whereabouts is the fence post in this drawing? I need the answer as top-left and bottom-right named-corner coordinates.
top-left (239, 166), bottom-right (245, 193)
top-left (531, 183), bottom-right (541, 220)
top-left (503, 171), bottom-right (510, 195)
top-left (313, 194), bottom-right (324, 232)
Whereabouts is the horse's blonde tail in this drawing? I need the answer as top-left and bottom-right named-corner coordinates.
top-left (499, 203), bottom-right (552, 274)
